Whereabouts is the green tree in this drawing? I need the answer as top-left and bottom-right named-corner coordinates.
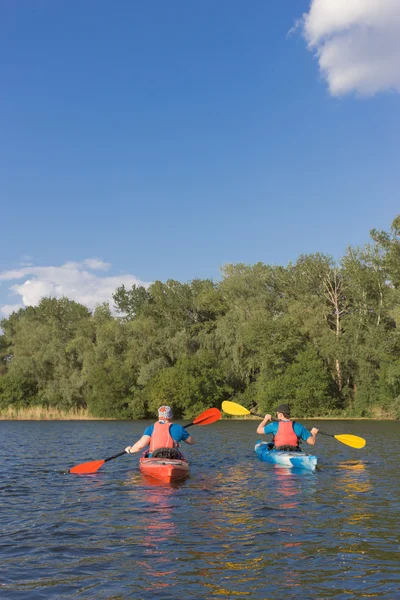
top-left (285, 254), bottom-right (347, 395)
top-left (146, 351), bottom-right (231, 418)
top-left (0, 298), bottom-right (91, 409)
top-left (83, 304), bottom-right (136, 418)
top-left (370, 215), bottom-right (400, 287)
top-left (259, 345), bottom-right (337, 417)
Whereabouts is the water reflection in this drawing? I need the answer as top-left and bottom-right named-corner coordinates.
top-left (203, 582), bottom-right (252, 596)
top-left (124, 473), bottom-right (183, 595)
top-left (273, 467), bottom-right (302, 509)
top-left (333, 461), bottom-right (374, 548)
top-left (337, 461), bottom-right (372, 497)
top-left (190, 463), bottom-right (312, 597)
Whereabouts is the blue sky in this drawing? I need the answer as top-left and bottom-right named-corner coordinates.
top-left (1, 0), bottom-right (399, 316)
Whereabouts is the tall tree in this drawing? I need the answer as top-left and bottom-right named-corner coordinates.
top-left (370, 215), bottom-right (400, 288)
top-left (286, 254), bottom-right (347, 394)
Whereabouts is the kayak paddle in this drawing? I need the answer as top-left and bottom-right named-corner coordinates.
top-left (316, 432), bottom-right (366, 449)
top-left (68, 450), bottom-right (127, 475)
top-left (221, 400), bottom-right (366, 449)
top-left (184, 407), bottom-right (221, 428)
top-left (68, 406), bottom-right (222, 474)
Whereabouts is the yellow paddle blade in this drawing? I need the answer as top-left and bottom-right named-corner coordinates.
top-left (221, 401), bottom-right (251, 416)
top-left (334, 434), bottom-right (366, 449)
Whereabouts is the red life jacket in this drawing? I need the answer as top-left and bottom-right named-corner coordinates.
top-left (273, 420), bottom-right (299, 448)
top-left (149, 421), bottom-right (176, 452)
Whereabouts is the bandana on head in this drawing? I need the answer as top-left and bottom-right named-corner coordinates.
top-left (158, 405), bottom-right (173, 420)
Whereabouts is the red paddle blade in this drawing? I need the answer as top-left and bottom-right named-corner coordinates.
top-left (192, 407), bottom-right (221, 426)
top-left (69, 459), bottom-right (106, 474)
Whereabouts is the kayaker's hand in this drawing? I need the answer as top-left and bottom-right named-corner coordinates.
top-left (125, 446), bottom-right (133, 453)
top-left (310, 427), bottom-right (319, 436)
top-left (264, 414), bottom-right (272, 422)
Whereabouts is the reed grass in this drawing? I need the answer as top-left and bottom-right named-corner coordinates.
top-left (0, 406), bottom-right (99, 420)
top-left (0, 406), bottom-right (395, 420)
top-left (370, 405), bottom-right (399, 420)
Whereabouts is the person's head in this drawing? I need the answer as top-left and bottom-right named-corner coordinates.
top-left (158, 405), bottom-right (173, 421)
top-left (276, 403), bottom-right (291, 420)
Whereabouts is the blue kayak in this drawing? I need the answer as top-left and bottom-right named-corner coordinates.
top-left (255, 441), bottom-right (318, 472)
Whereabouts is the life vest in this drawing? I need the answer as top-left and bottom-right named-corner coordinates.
top-left (149, 421), bottom-right (176, 452)
top-left (273, 420), bottom-right (299, 448)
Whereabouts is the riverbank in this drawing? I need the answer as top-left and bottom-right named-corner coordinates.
top-left (0, 406), bottom-right (398, 420)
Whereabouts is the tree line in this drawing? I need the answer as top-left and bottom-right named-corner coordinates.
top-left (1, 217), bottom-right (399, 419)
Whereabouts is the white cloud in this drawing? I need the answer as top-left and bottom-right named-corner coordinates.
top-left (0, 304), bottom-right (24, 318)
top-left (299, 0), bottom-right (400, 96)
top-left (82, 258), bottom-right (110, 270)
top-left (0, 269), bottom-right (30, 281)
top-left (0, 259), bottom-right (150, 317)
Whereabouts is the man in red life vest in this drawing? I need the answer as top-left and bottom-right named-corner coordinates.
top-left (125, 405), bottom-right (195, 457)
top-left (256, 403), bottom-right (318, 451)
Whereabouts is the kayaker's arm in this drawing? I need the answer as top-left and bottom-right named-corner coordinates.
top-left (125, 435), bottom-right (151, 454)
top-left (306, 427), bottom-right (319, 446)
top-left (183, 435), bottom-right (195, 445)
top-left (256, 414), bottom-right (272, 435)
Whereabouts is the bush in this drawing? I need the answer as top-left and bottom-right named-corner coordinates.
top-left (258, 346), bottom-right (337, 417)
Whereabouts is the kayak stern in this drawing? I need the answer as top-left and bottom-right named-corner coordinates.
top-left (255, 441), bottom-right (318, 472)
top-left (139, 455), bottom-right (190, 483)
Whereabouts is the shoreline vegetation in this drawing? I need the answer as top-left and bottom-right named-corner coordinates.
top-left (0, 406), bottom-right (397, 421)
top-left (1, 216), bottom-right (400, 421)
top-left (0, 406), bottom-right (99, 420)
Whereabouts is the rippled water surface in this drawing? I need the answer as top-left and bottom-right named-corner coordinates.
top-left (1, 419), bottom-right (399, 599)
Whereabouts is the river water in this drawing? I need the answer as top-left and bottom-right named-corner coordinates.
top-left (0, 419), bottom-right (399, 599)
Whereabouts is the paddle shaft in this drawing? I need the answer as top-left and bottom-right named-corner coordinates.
top-left (70, 407), bottom-right (221, 474)
top-left (104, 423), bottom-right (194, 464)
top-left (221, 402), bottom-right (365, 448)
top-left (252, 412), bottom-right (365, 448)
top-left (251, 410), bottom-right (278, 421)
top-left (318, 430), bottom-right (336, 439)
top-left (101, 420), bottom-right (203, 462)
top-left (252, 411), bottom-right (324, 430)
top-left (104, 451), bottom-right (127, 463)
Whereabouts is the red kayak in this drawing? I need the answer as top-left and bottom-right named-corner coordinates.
top-left (139, 452), bottom-right (189, 483)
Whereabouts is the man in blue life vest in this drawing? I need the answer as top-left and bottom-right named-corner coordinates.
top-left (256, 403), bottom-right (318, 451)
top-left (125, 405), bottom-right (195, 457)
